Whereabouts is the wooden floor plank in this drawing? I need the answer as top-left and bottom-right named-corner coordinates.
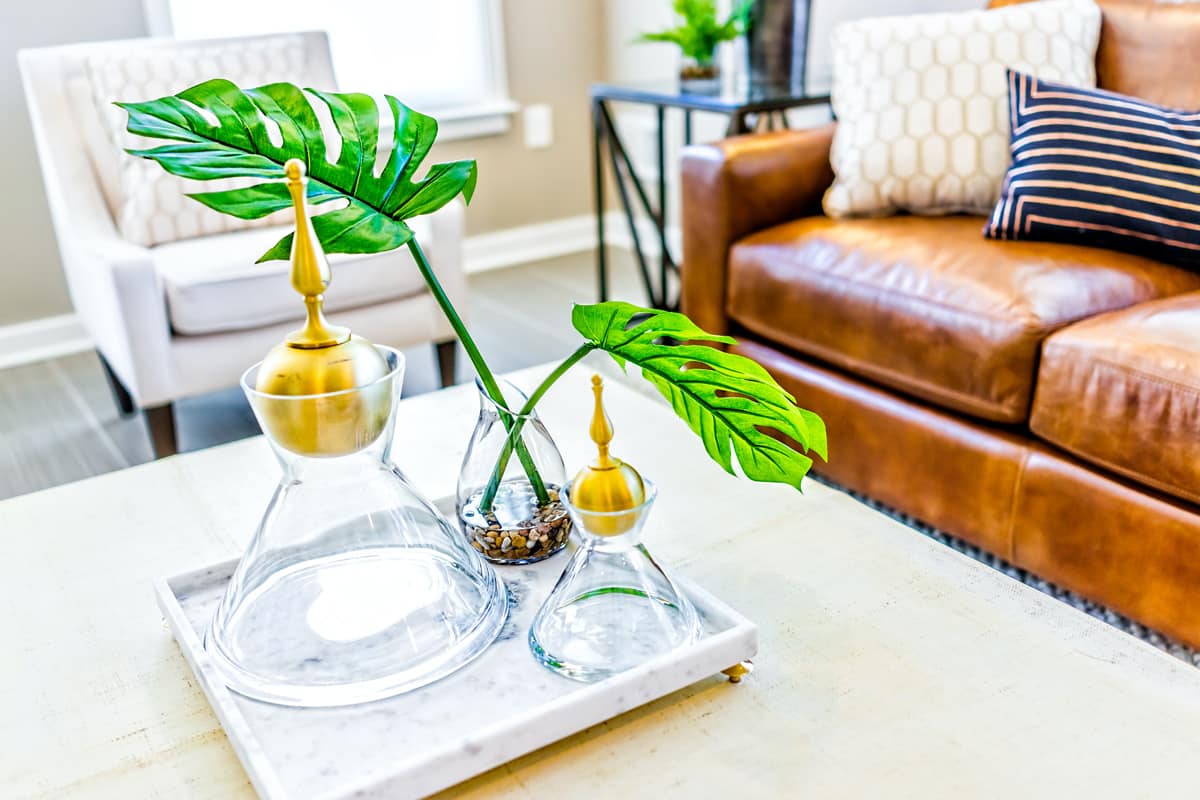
top-left (0, 360), bottom-right (129, 498)
top-left (54, 351), bottom-right (154, 466)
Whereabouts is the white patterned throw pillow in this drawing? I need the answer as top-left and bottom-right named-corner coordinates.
top-left (87, 37), bottom-right (314, 247)
top-left (824, 0), bottom-right (1101, 218)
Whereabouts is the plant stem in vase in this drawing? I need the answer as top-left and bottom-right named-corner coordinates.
top-left (478, 343), bottom-right (595, 510)
top-left (406, 238), bottom-right (550, 508)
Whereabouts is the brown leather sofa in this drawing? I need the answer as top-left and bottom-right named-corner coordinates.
top-left (681, 0), bottom-right (1200, 648)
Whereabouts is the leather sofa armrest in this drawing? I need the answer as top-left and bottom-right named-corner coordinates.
top-left (680, 124), bottom-right (835, 334)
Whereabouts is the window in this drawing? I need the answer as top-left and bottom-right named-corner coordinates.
top-left (142, 0), bottom-right (516, 139)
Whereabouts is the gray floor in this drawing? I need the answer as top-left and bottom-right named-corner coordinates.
top-left (0, 248), bottom-right (645, 500)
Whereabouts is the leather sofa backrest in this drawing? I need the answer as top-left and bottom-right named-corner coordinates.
top-left (988, 0), bottom-right (1200, 109)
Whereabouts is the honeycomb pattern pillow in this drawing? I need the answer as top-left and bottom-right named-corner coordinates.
top-left (824, 0), bottom-right (1101, 218)
top-left (87, 37), bottom-right (313, 247)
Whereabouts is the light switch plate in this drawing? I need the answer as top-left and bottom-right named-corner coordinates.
top-left (523, 103), bottom-right (554, 149)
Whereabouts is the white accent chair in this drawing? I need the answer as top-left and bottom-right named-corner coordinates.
top-left (19, 32), bottom-right (465, 456)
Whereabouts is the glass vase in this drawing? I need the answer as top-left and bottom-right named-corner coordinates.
top-left (745, 0), bottom-right (811, 91)
top-left (529, 480), bottom-right (701, 682)
top-left (456, 378), bottom-right (571, 565)
top-left (206, 347), bottom-right (508, 707)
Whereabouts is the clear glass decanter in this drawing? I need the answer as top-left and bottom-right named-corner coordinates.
top-left (457, 379), bottom-right (571, 564)
top-left (207, 347), bottom-right (508, 706)
top-left (529, 376), bottom-right (700, 681)
top-left (204, 159), bottom-right (507, 707)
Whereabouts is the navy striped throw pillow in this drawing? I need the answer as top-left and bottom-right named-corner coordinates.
top-left (986, 70), bottom-right (1200, 269)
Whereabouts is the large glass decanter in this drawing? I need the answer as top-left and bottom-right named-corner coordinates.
top-left (205, 160), bottom-right (507, 707)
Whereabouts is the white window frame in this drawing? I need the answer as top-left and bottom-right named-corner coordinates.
top-left (140, 0), bottom-right (517, 141)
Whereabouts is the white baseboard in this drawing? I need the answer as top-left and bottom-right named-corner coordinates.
top-left (463, 212), bottom-right (675, 273)
top-left (602, 212), bottom-right (681, 258)
top-left (0, 214), bottom-right (664, 370)
top-left (464, 214), bottom-right (600, 274)
top-left (0, 314), bottom-right (92, 371)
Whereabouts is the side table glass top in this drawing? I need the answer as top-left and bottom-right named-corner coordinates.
top-left (590, 77), bottom-right (831, 112)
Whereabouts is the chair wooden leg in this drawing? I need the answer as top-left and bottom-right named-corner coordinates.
top-left (98, 352), bottom-right (136, 417)
top-left (145, 403), bottom-right (178, 458)
top-left (435, 340), bottom-right (457, 388)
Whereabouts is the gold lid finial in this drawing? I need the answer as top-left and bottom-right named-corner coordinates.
top-left (283, 158), bottom-right (349, 349)
top-left (571, 375), bottom-right (646, 521)
top-left (589, 374), bottom-right (616, 468)
top-left (252, 159), bottom-right (391, 455)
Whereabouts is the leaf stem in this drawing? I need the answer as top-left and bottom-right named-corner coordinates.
top-left (406, 238), bottom-right (549, 507)
top-left (478, 343), bottom-right (595, 510)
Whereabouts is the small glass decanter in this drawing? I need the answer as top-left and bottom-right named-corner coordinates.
top-left (457, 379), bottom-right (571, 564)
top-left (205, 160), bottom-right (507, 707)
top-left (529, 375), bottom-right (700, 682)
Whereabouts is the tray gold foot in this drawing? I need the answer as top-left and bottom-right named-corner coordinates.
top-left (722, 660), bottom-right (754, 684)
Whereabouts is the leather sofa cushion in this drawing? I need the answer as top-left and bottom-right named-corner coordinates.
top-left (990, 0), bottom-right (1200, 110)
top-left (1031, 293), bottom-right (1200, 505)
top-left (727, 215), bottom-right (1200, 423)
top-left (154, 217), bottom-right (431, 336)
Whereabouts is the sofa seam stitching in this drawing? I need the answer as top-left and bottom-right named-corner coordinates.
top-left (732, 244), bottom-right (1105, 331)
top-left (732, 317), bottom-right (1028, 422)
top-left (1006, 447), bottom-right (1031, 566)
top-left (1028, 435), bottom-right (1200, 508)
top-left (1044, 344), bottom-right (1200, 400)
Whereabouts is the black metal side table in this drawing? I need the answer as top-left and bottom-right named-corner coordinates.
top-left (591, 79), bottom-right (831, 310)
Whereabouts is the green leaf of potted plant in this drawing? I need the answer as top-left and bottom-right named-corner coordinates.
top-left (637, 0), bottom-right (753, 84)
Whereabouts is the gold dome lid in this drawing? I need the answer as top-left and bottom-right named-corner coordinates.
top-left (255, 159), bottom-right (388, 399)
top-left (570, 375), bottom-right (646, 514)
top-left (251, 160), bottom-right (392, 457)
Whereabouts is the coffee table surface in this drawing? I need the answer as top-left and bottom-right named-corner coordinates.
top-left (2, 362), bottom-right (1198, 798)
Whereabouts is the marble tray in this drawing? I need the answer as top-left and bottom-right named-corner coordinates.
top-left (154, 520), bottom-right (758, 799)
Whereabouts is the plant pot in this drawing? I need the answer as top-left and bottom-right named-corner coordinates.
top-left (679, 56), bottom-right (721, 93)
top-left (456, 378), bottom-right (571, 565)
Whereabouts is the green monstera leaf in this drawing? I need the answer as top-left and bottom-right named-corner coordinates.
top-left (572, 302), bottom-right (827, 490)
top-left (117, 79), bottom-right (476, 262)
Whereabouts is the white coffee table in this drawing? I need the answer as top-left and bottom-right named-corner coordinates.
top-left (2, 362), bottom-right (1198, 798)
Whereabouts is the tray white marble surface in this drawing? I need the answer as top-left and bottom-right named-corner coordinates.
top-left (155, 513), bottom-right (757, 800)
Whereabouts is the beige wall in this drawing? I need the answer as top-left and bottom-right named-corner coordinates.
top-left (0, 0), bottom-right (607, 326)
top-left (435, 0), bottom-right (606, 234)
top-left (2, 0), bottom-right (148, 325)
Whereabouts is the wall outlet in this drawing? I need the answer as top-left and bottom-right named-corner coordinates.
top-left (523, 104), bottom-right (554, 149)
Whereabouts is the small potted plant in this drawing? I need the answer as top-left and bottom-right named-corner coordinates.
top-left (638, 0), bottom-right (752, 89)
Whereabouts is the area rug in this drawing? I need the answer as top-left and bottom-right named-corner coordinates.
top-left (818, 477), bottom-right (1200, 668)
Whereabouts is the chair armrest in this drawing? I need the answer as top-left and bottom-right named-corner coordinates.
top-left (62, 227), bottom-right (174, 406)
top-left (680, 124), bottom-right (835, 334)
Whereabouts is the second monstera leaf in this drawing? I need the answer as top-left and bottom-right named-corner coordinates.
top-left (117, 79), bottom-right (476, 262)
top-left (573, 302), bottom-right (827, 490)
